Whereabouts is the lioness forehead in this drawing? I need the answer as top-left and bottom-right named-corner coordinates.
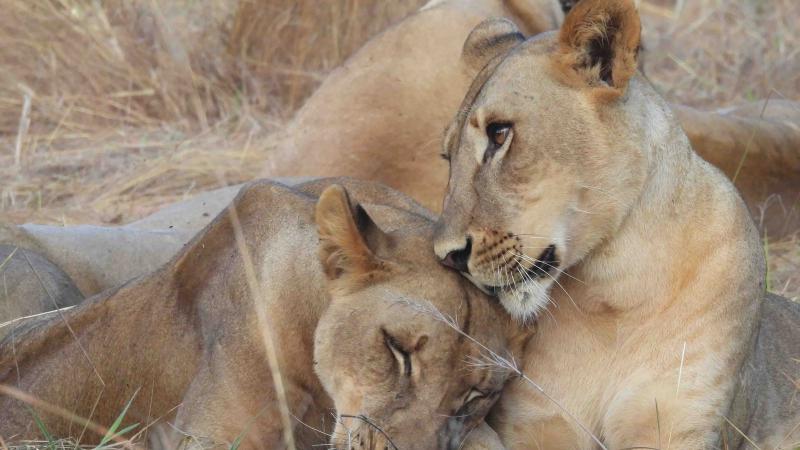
top-left (445, 34), bottom-right (556, 158)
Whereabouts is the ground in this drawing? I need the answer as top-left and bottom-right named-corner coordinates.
top-left (0, 0), bottom-right (797, 300)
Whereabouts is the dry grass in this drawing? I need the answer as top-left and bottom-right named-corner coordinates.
top-left (0, 0), bottom-right (797, 298)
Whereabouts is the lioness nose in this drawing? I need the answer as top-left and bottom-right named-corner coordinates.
top-left (440, 238), bottom-right (471, 273)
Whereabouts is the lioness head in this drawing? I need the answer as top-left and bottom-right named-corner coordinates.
top-left (313, 185), bottom-right (516, 450)
top-left (434, 0), bottom-right (648, 320)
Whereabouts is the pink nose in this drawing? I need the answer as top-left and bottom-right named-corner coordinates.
top-left (440, 240), bottom-right (471, 273)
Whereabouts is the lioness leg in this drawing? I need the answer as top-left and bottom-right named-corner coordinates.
top-left (461, 421), bottom-right (506, 450)
top-left (602, 379), bottom-right (725, 450)
top-left (490, 386), bottom-right (592, 450)
top-left (495, 414), bottom-right (588, 450)
top-left (174, 349), bottom-right (326, 450)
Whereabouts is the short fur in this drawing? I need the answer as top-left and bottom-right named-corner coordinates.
top-left (434, 1), bottom-right (796, 447)
top-left (1, 0), bottom-right (798, 328)
top-left (0, 179), bottom-right (516, 450)
top-left (0, 246), bottom-right (83, 339)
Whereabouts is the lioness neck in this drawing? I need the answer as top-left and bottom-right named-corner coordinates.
top-left (572, 76), bottom-right (764, 320)
top-left (523, 76), bottom-right (766, 448)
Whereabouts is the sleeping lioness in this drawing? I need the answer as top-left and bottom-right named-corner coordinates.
top-left (0, 179), bottom-right (517, 450)
top-left (433, 1), bottom-right (798, 448)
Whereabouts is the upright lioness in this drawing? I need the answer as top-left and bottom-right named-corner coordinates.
top-left (1, 179), bottom-right (515, 450)
top-left (432, 1), bottom-right (794, 447)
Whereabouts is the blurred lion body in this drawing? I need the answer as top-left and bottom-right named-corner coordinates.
top-left (0, 245), bottom-right (83, 339)
top-left (0, 179), bottom-right (513, 450)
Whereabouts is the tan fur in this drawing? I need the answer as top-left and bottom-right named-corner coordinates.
top-left (267, 0), bottom-right (798, 221)
top-left (0, 246), bottom-right (83, 339)
top-left (0, 179), bottom-right (515, 450)
top-left (554, 0), bottom-right (640, 101)
top-left (673, 101), bottom-right (800, 236)
top-left (266, 0), bottom-right (565, 212)
top-left (1, 0), bottom-right (798, 325)
top-left (432, 1), bottom-right (792, 447)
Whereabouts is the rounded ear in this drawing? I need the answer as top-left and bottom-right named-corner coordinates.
top-left (555, 0), bottom-right (641, 99)
top-left (315, 185), bottom-right (389, 283)
top-left (462, 18), bottom-right (525, 73)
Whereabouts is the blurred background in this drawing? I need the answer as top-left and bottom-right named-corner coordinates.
top-left (0, 0), bottom-right (797, 299)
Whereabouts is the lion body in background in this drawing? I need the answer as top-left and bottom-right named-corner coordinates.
top-left (0, 245), bottom-right (83, 336)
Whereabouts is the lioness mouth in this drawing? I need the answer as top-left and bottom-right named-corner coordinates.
top-left (484, 244), bottom-right (559, 296)
top-left (523, 244), bottom-right (558, 279)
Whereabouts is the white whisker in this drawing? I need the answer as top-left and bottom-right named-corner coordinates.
top-left (579, 184), bottom-right (625, 206)
top-left (512, 251), bottom-right (579, 311)
top-left (514, 250), bottom-right (584, 284)
top-left (512, 256), bottom-right (558, 322)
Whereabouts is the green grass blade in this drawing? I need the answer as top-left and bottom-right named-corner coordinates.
top-left (27, 407), bottom-right (57, 450)
top-left (230, 433), bottom-right (244, 450)
top-left (96, 388), bottom-right (140, 447)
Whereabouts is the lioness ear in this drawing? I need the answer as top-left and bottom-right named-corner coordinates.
top-left (462, 18), bottom-right (525, 72)
top-left (555, 0), bottom-right (641, 98)
top-left (315, 185), bottom-right (388, 282)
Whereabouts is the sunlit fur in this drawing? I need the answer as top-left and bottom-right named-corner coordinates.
top-left (432, 0), bottom-right (790, 448)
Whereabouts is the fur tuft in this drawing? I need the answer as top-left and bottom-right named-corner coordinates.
top-left (554, 0), bottom-right (641, 99)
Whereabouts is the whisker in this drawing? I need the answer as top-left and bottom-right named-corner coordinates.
top-left (512, 258), bottom-right (557, 322)
top-left (515, 233), bottom-right (573, 243)
top-left (291, 413), bottom-right (332, 438)
top-left (579, 184), bottom-right (625, 206)
top-left (339, 414), bottom-right (399, 450)
top-left (515, 251), bottom-right (584, 284)
top-left (513, 251), bottom-right (579, 311)
top-left (571, 206), bottom-right (597, 215)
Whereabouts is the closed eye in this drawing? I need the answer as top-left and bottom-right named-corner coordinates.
top-left (464, 388), bottom-right (486, 404)
top-left (383, 330), bottom-right (412, 377)
top-left (452, 387), bottom-right (495, 419)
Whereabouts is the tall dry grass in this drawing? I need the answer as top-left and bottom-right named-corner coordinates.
top-left (0, 0), bottom-right (797, 298)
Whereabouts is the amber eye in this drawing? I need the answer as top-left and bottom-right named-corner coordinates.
top-left (487, 123), bottom-right (511, 147)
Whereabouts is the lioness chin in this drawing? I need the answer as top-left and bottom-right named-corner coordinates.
top-left (0, 179), bottom-right (516, 450)
top-left (433, 0), bottom-right (795, 447)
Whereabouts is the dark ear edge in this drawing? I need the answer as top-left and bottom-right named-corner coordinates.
top-left (554, 0), bottom-right (641, 99)
top-left (462, 18), bottom-right (525, 73)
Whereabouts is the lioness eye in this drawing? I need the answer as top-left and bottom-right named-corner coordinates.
top-left (383, 331), bottom-right (411, 377)
top-left (487, 123), bottom-right (511, 147)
